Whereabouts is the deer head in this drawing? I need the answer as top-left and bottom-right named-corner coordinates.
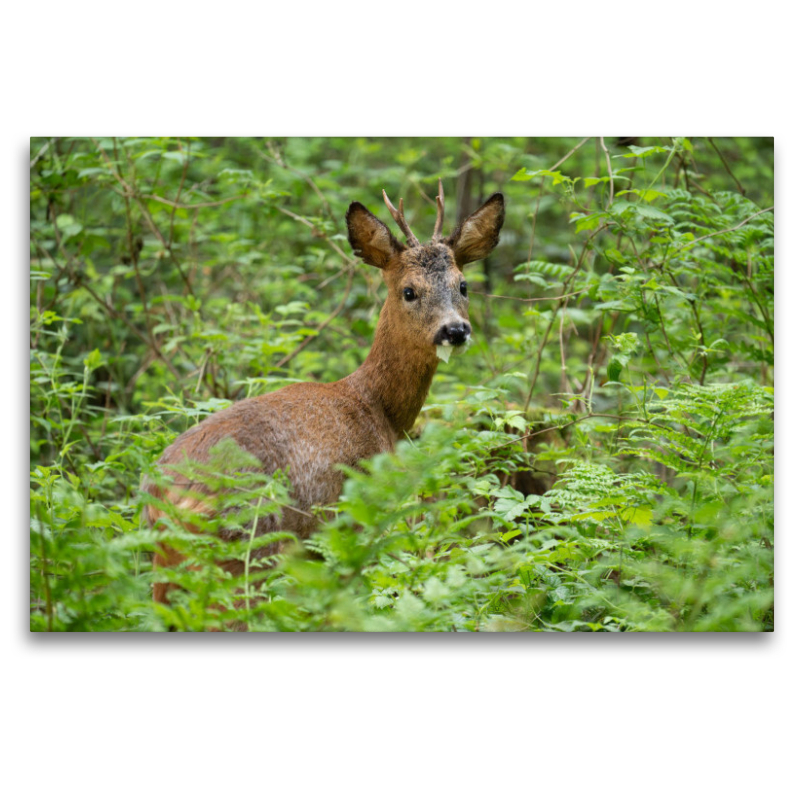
top-left (346, 181), bottom-right (505, 358)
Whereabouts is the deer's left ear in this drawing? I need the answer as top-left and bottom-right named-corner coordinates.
top-left (446, 193), bottom-right (505, 266)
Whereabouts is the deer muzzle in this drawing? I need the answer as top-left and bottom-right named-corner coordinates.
top-left (434, 321), bottom-right (472, 347)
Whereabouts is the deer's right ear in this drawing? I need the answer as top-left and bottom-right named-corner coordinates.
top-left (347, 202), bottom-right (405, 269)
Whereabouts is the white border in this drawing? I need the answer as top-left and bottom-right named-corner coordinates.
top-left (8, 3), bottom-right (795, 797)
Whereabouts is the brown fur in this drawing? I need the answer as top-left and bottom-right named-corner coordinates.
top-left (143, 188), bottom-right (505, 605)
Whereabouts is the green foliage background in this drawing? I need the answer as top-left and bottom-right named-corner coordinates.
top-left (29, 136), bottom-right (774, 631)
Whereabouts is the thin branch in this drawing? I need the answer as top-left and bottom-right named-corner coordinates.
top-left (92, 139), bottom-right (196, 296)
top-left (526, 180), bottom-right (545, 265)
top-left (550, 137), bottom-right (591, 172)
top-left (30, 138), bottom-right (54, 169)
top-left (73, 272), bottom-right (182, 381)
top-left (707, 137), bottom-right (747, 196)
top-left (558, 305), bottom-right (567, 395)
top-left (114, 138), bottom-right (155, 348)
top-left (743, 255), bottom-right (774, 345)
top-left (274, 267), bottom-right (357, 369)
top-left (491, 412), bottom-right (676, 454)
top-left (131, 194), bottom-right (196, 295)
top-left (523, 225), bottom-right (609, 413)
top-left (168, 139), bottom-right (191, 246)
top-left (579, 310), bottom-right (621, 400)
top-left (144, 192), bottom-right (244, 210)
top-left (525, 138), bottom-right (591, 264)
top-left (259, 142), bottom-right (337, 223)
top-left (275, 206), bottom-right (355, 264)
top-left (674, 207), bottom-right (774, 252)
top-left (599, 137), bottom-right (614, 208)
top-left (472, 289), bottom-right (585, 304)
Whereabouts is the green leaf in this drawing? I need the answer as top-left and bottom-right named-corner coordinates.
top-left (619, 145), bottom-right (669, 158)
top-left (83, 349), bottom-right (104, 372)
top-left (162, 151), bottom-right (188, 165)
top-left (604, 248), bottom-right (626, 266)
top-left (511, 167), bottom-right (533, 181)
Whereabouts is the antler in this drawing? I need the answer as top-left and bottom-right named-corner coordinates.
top-left (433, 178), bottom-right (445, 240)
top-left (382, 189), bottom-right (420, 247)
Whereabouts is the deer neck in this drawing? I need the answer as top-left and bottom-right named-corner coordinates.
top-left (344, 303), bottom-right (439, 438)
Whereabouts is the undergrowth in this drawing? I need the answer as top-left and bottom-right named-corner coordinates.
top-left (30, 136), bottom-right (774, 631)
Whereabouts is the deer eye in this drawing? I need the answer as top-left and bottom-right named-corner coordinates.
top-left (460, 281), bottom-right (468, 297)
top-left (403, 287), bottom-right (417, 302)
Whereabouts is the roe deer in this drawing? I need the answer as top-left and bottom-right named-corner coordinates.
top-left (143, 181), bottom-right (505, 602)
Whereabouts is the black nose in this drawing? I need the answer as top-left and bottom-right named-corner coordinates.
top-left (435, 322), bottom-right (472, 346)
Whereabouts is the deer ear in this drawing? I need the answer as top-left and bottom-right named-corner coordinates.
top-left (346, 202), bottom-right (405, 269)
top-left (447, 193), bottom-right (505, 266)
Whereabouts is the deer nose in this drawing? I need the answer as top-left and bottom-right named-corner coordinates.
top-left (434, 322), bottom-right (472, 347)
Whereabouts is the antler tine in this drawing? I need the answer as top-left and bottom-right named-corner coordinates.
top-left (433, 178), bottom-right (445, 240)
top-left (382, 189), bottom-right (419, 246)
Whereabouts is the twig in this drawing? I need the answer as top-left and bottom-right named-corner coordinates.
top-left (743, 255), bottom-right (774, 345)
top-left (641, 137), bottom-right (681, 199)
top-left (274, 268), bottom-right (356, 369)
top-left (144, 193), bottom-right (244, 210)
top-left (707, 137), bottom-right (747, 196)
top-left (526, 180), bottom-right (545, 265)
top-left (490, 412), bottom-right (675, 454)
top-left (472, 289), bottom-right (584, 304)
top-left (627, 237), bottom-right (688, 379)
top-left (114, 138), bottom-right (155, 348)
top-left (316, 266), bottom-right (347, 290)
top-left (258, 143), bottom-right (336, 222)
top-left (196, 348), bottom-right (212, 394)
top-left (599, 137), bottom-right (614, 208)
top-left (526, 138), bottom-right (591, 264)
top-left (30, 138), bottom-right (54, 169)
top-left (36, 505), bottom-right (54, 631)
top-left (579, 310), bottom-right (621, 399)
top-left (92, 139), bottom-right (196, 296)
top-left (132, 194), bottom-right (196, 295)
top-left (674, 206), bottom-right (774, 251)
top-left (75, 274), bottom-right (182, 380)
top-left (550, 137), bottom-right (591, 172)
top-left (275, 206), bottom-right (355, 264)
top-left (168, 138), bottom-right (191, 246)
top-left (558, 305), bottom-right (567, 394)
top-left (523, 225), bottom-right (609, 413)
